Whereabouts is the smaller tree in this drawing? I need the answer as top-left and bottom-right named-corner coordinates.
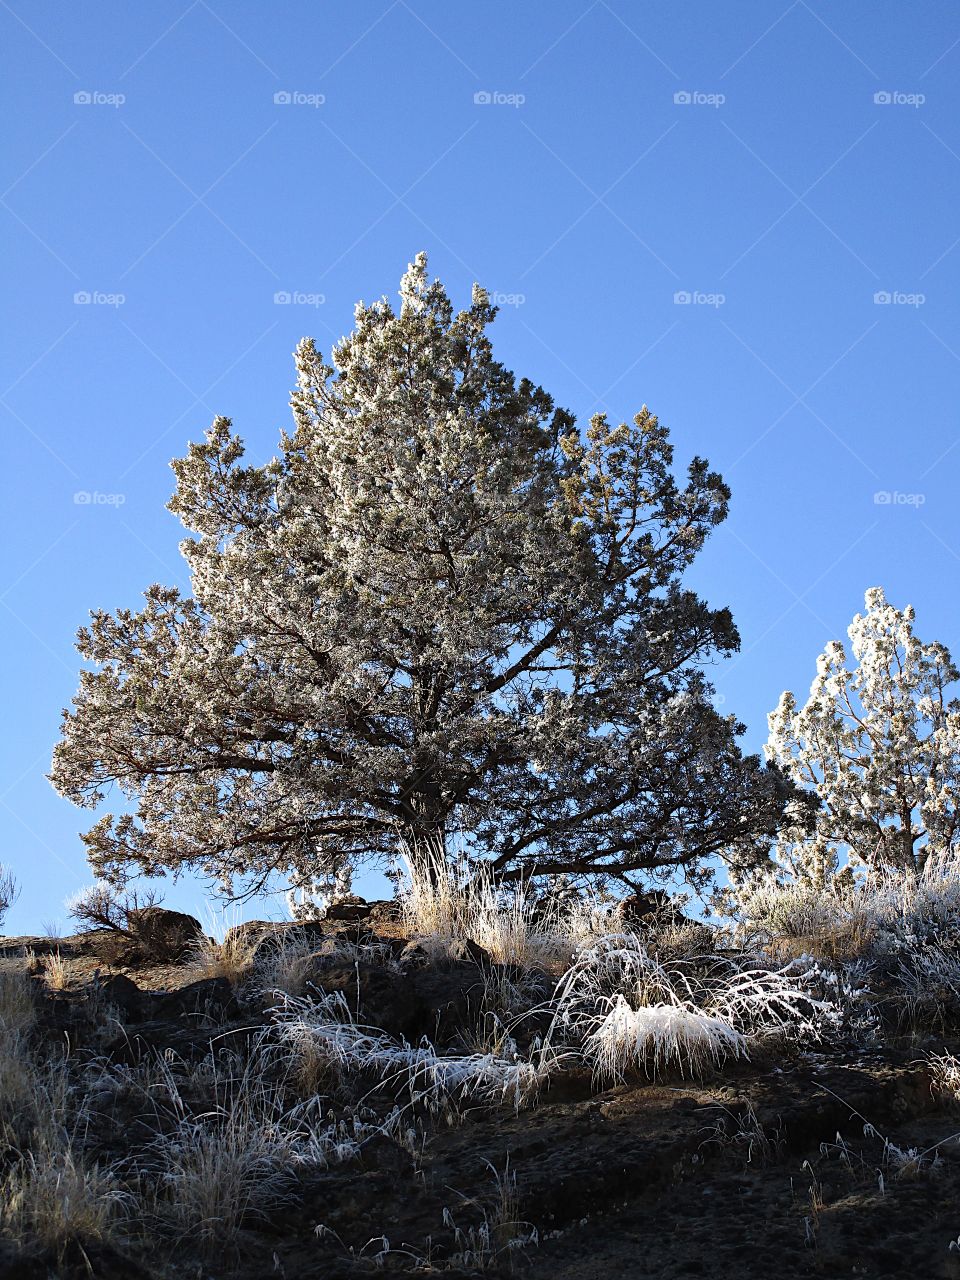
top-left (766, 587), bottom-right (960, 883)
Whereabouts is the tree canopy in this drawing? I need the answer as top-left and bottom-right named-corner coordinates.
top-left (51, 254), bottom-right (793, 903)
top-left (766, 587), bottom-right (960, 883)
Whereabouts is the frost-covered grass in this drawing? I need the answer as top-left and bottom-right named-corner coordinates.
top-left (548, 931), bottom-right (831, 1080)
top-left (736, 854), bottom-right (960, 956)
top-left (397, 844), bottom-right (570, 970)
top-left (269, 989), bottom-right (551, 1112)
top-left (584, 998), bottom-right (746, 1078)
top-left (397, 842), bottom-right (622, 972)
top-left (731, 854), bottom-right (960, 1030)
top-left (859, 853), bottom-right (960, 948)
top-left (2, 1150), bottom-right (132, 1256)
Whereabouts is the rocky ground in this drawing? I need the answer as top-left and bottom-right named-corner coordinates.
top-left (2, 907), bottom-right (960, 1280)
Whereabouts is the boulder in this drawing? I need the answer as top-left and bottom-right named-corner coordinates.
top-left (323, 900), bottom-right (373, 922)
top-left (447, 937), bottom-right (491, 967)
top-left (365, 899), bottom-right (402, 928)
top-left (151, 976), bottom-right (238, 1021)
top-left (222, 919), bottom-right (328, 957)
top-left (126, 906), bottom-right (203, 960)
top-left (308, 961), bottom-right (422, 1040)
top-left (96, 972), bottom-right (145, 1020)
top-left (409, 960), bottom-right (486, 1044)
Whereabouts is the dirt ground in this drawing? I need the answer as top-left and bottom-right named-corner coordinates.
top-left (3, 924), bottom-right (960, 1280)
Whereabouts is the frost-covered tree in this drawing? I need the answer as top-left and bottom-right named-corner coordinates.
top-left (51, 254), bottom-right (792, 901)
top-left (767, 588), bottom-right (960, 882)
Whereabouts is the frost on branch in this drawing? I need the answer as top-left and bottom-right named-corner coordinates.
top-left (50, 254), bottom-right (795, 898)
top-left (765, 587), bottom-right (960, 883)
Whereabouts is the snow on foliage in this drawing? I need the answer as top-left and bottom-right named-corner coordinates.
top-left (269, 991), bottom-right (548, 1111)
top-left (766, 587), bottom-right (960, 884)
top-left (50, 254), bottom-right (791, 901)
top-left (549, 931), bottom-right (832, 1080)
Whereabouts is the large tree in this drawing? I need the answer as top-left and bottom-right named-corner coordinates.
top-left (51, 255), bottom-right (792, 903)
top-left (766, 587), bottom-right (960, 884)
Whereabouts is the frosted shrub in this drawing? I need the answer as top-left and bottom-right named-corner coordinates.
top-left (270, 991), bottom-right (548, 1112)
top-left (734, 872), bottom-right (845, 940)
top-left (859, 852), bottom-right (960, 949)
top-left (767, 588), bottom-right (960, 882)
top-left (585, 998), bottom-right (745, 1079)
top-left (550, 931), bottom-right (831, 1080)
top-left (144, 1050), bottom-right (366, 1248)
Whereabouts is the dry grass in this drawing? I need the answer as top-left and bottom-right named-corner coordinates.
top-left (1, 1149), bottom-right (131, 1256)
top-left (39, 951), bottom-right (69, 991)
top-left (0, 967), bottom-right (36, 1034)
top-left (191, 908), bottom-right (261, 987)
top-left (767, 915), bottom-right (877, 964)
top-left (247, 926), bottom-right (325, 1001)
top-left (397, 842), bottom-right (607, 973)
top-left (150, 1110), bottom-right (292, 1250)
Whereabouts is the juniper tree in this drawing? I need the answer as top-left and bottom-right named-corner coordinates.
top-left (766, 588), bottom-right (960, 883)
top-left (51, 255), bottom-right (792, 903)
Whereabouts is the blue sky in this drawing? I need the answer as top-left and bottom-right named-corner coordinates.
top-left (2, 1), bottom-right (958, 933)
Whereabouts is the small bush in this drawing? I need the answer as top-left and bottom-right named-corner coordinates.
top-left (67, 884), bottom-right (201, 960)
top-left (0, 864), bottom-right (18, 929)
top-left (550, 931), bottom-right (832, 1080)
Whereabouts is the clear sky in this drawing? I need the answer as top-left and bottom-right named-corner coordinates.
top-left (2, 1), bottom-right (958, 934)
